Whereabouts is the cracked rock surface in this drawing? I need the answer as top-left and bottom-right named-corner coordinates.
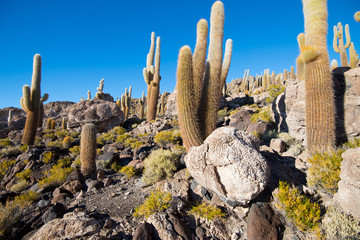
top-left (185, 127), bottom-right (270, 205)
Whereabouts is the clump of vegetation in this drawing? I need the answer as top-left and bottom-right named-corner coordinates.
top-left (0, 159), bottom-right (16, 181)
top-left (54, 129), bottom-right (69, 140)
top-left (154, 130), bottom-right (182, 147)
top-left (133, 189), bottom-right (172, 218)
top-left (217, 108), bottom-right (230, 123)
top-left (275, 181), bottom-right (321, 235)
top-left (343, 137), bottom-right (360, 149)
top-left (0, 138), bottom-right (13, 149)
top-left (250, 106), bottom-right (273, 124)
top-left (110, 162), bottom-right (121, 173)
top-left (143, 149), bottom-right (180, 185)
top-left (0, 146), bottom-right (22, 157)
top-left (124, 137), bottom-right (143, 149)
top-left (265, 84), bottom-right (285, 103)
top-left (323, 206), bottom-right (360, 239)
top-left (189, 202), bottom-right (225, 221)
top-left (39, 157), bottom-right (73, 188)
top-left (69, 145), bottom-right (80, 156)
top-left (97, 126), bottom-right (126, 146)
top-left (47, 140), bottom-right (62, 148)
top-left (0, 191), bottom-right (39, 238)
top-left (10, 180), bottom-right (29, 193)
top-left (42, 151), bottom-right (55, 164)
top-left (116, 133), bottom-right (132, 144)
top-left (15, 168), bottom-right (32, 182)
top-left (120, 166), bottom-right (136, 178)
top-left (307, 150), bottom-right (342, 194)
top-left (278, 132), bottom-right (304, 156)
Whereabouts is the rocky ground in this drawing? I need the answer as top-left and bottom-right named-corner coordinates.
top-left (0, 67), bottom-right (359, 240)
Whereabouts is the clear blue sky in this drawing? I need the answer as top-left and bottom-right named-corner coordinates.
top-left (0, 0), bottom-right (359, 109)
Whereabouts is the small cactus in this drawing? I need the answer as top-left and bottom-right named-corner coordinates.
top-left (7, 109), bottom-right (13, 124)
top-left (38, 93), bottom-right (49, 128)
top-left (333, 22), bottom-right (351, 67)
top-left (296, 33), bottom-right (305, 81)
top-left (63, 136), bottom-right (72, 149)
top-left (121, 86), bottom-right (132, 119)
top-left (331, 59), bottom-right (339, 69)
top-left (51, 119), bottom-right (56, 130)
top-left (138, 92), bottom-right (146, 119)
top-left (62, 117), bottom-right (67, 130)
top-left (87, 90), bottom-right (91, 100)
top-left (95, 79), bottom-right (105, 99)
top-left (46, 118), bottom-right (52, 130)
top-left (80, 123), bottom-right (97, 177)
top-left (349, 42), bottom-right (359, 68)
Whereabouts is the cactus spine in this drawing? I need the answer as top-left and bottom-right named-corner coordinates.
top-left (138, 91), bottom-right (146, 119)
top-left (21, 54), bottom-right (47, 145)
top-left (176, 1), bottom-right (232, 150)
top-left (302, 0), bottom-right (335, 152)
top-left (80, 123), bottom-right (97, 177)
top-left (333, 22), bottom-right (351, 67)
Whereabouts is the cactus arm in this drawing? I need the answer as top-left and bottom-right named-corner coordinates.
top-left (220, 39), bottom-right (233, 89)
top-left (344, 24), bottom-right (351, 49)
top-left (147, 32), bottom-right (156, 70)
top-left (21, 85), bottom-right (33, 112)
top-left (333, 26), bottom-right (340, 53)
top-left (41, 93), bottom-right (49, 103)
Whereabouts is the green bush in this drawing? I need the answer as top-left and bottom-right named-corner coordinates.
top-left (111, 161), bottom-right (122, 172)
top-left (10, 180), bottom-right (29, 193)
top-left (250, 106), bottom-right (273, 124)
top-left (120, 166), bottom-right (136, 178)
top-left (116, 133), bottom-right (131, 144)
top-left (265, 84), bottom-right (285, 103)
top-left (54, 129), bottom-right (69, 140)
top-left (0, 191), bottom-right (39, 238)
top-left (0, 138), bottom-right (13, 149)
top-left (307, 150), bottom-right (342, 194)
top-left (154, 130), bottom-right (182, 147)
top-left (0, 146), bottom-right (21, 158)
top-left (133, 189), bottom-right (172, 218)
top-left (0, 159), bottom-right (16, 181)
top-left (124, 137), bottom-right (143, 149)
top-left (143, 149), bottom-right (180, 185)
top-left (42, 151), bottom-right (55, 164)
top-left (69, 145), bottom-right (80, 156)
top-left (15, 169), bottom-right (32, 182)
top-left (275, 181), bottom-right (321, 236)
top-left (47, 140), bottom-right (62, 148)
top-left (323, 206), bottom-right (360, 239)
top-left (39, 158), bottom-right (73, 188)
top-left (189, 202), bottom-right (225, 221)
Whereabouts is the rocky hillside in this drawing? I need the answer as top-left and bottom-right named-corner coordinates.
top-left (0, 67), bottom-right (359, 240)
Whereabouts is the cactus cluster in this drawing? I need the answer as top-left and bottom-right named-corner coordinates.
top-left (301, 0), bottom-right (336, 152)
top-left (121, 86), bottom-right (132, 119)
top-left (20, 54), bottom-right (49, 145)
top-left (333, 22), bottom-right (351, 67)
top-left (176, 1), bottom-right (232, 151)
top-left (143, 32), bottom-right (161, 121)
top-left (95, 78), bottom-right (105, 99)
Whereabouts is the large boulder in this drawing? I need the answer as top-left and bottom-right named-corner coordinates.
top-left (67, 99), bottom-right (124, 132)
top-left (165, 92), bottom-right (177, 116)
top-left (184, 127), bottom-right (270, 205)
top-left (334, 147), bottom-right (360, 219)
top-left (29, 211), bottom-right (101, 240)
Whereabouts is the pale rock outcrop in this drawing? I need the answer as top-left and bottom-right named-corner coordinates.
top-left (29, 211), bottom-right (101, 240)
top-left (184, 127), bottom-right (270, 205)
top-left (334, 147), bottom-right (360, 219)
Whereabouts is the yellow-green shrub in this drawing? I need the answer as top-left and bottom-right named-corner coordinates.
top-left (265, 84), bottom-right (285, 103)
top-left (250, 107), bottom-right (273, 124)
top-left (189, 202), bottom-right (225, 221)
top-left (133, 189), bottom-right (172, 218)
top-left (69, 145), bottom-right (80, 156)
top-left (0, 146), bottom-right (21, 157)
top-left (0, 191), bottom-right (39, 238)
top-left (116, 133), bottom-right (131, 144)
top-left (275, 181), bottom-right (321, 234)
top-left (143, 149), bottom-right (179, 185)
top-left (111, 161), bottom-right (122, 172)
top-left (15, 169), bottom-right (32, 182)
top-left (307, 150), bottom-right (342, 194)
top-left (0, 138), bottom-right (13, 148)
top-left (39, 158), bottom-right (73, 188)
top-left (42, 151), bottom-right (55, 164)
top-left (343, 137), bottom-right (360, 149)
top-left (120, 166), bottom-right (136, 178)
top-left (323, 206), bottom-right (360, 239)
top-left (0, 159), bottom-right (16, 181)
top-left (10, 180), bottom-right (29, 193)
top-left (124, 138), bottom-right (143, 149)
top-left (55, 129), bottom-right (69, 140)
top-left (47, 140), bottom-right (62, 148)
top-left (154, 130), bottom-right (182, 147)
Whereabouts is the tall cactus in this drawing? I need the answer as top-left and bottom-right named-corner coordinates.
top-left (333, 22), bottom-right (351, 67)
top-left (301, 0), bottom-right (335, 152)
top-left (143, 33), bottom-right (161, 121)
top-left (21, 54), bottom-right (48, 145)
top-left (176, 1), bottom-right (232, 150)
top-left (80, 123), bottom-right (97, 177)
top-left (121, 86), bottom-right (132, 120)
top-left (147, 37), bottom-right (161, 121)
top-left (138, 91), bottom-right (146, 119)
